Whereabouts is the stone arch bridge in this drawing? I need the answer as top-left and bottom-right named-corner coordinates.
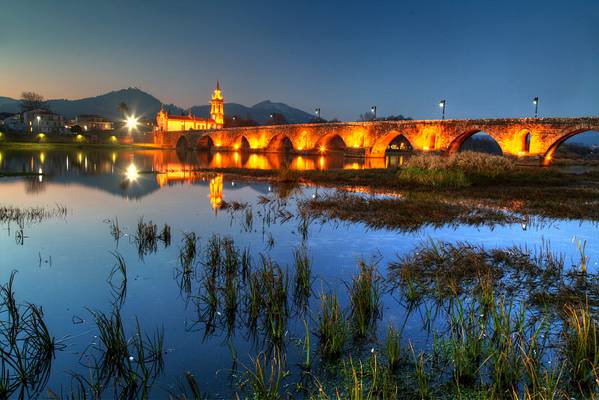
top-left (153, 117), bottom-right (599, 164)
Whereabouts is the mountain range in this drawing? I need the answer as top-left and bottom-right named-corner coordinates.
top-left (0, 88), bottom-right (315, 124)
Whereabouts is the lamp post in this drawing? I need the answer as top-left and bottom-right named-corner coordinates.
top-left (371, 106), bottom-right (377, 120)
top-left (439, 100), bottom-right (446, 120)
top-left (532, 97), bottom-right (539, 118)
top-left (315, 108), bottom-right (321, 120)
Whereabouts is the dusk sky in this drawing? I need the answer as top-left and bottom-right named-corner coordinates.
top-left (2, 0), bottom-right (598, 120)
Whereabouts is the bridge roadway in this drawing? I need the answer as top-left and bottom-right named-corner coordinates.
top-left (153, 117), bottom-right (599, 164)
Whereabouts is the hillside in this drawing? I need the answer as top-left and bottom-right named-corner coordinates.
top-left (0, 89), bottom-right (314, 124)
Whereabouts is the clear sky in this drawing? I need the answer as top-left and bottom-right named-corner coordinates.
top-left (2, 0), bottom-right (598, 120)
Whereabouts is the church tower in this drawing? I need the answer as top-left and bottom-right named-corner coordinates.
top-left (210, 81), bottom-right (224, 127)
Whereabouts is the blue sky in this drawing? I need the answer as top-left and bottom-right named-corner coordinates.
top-left (2, 0), bottom-right (598, 120)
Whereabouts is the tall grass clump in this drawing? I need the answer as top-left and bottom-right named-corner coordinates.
top-left (563, 301), bottom-right (598, 392)
top-left (398, 151), bottom-right (515, 188)
top-left (349, 260), bottom-right (381, 338)
top-left (259, 256), bottom-right (289, 345)
top-left (83, 307), bottom-right (165, 398)
top-left (385, 325), bottom-right (401, 371)
top-left (292, 245), bottom-right (312, 311)
top-left (243, 351), bottom-right (287, 400)
top-left (0, 271), bottom-right (60, 399)
top-left (317, 293), bottom-right (347, 360)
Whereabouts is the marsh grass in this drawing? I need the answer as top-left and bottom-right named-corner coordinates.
top-left (108, 252), bottom-right (128, 306)
top-left (563, 301), bottom-right (599, 392)
top-left (317, 293), bottom-right (347, 360)
top-left (0, 271), bottom-right (61, 399)
top-left (242, 351), bottom-right (288, 400)
top-left (401, 151), bottom-right (516, 188)
top-left (293, 246), bottom-right (312, 311)
top-left (385, 325), bottom-right (401, 371)
top-left (299, 192), bottom-right (521, 232)
top-left (388, 240), bottom-right (598, 313)
top-left (349, 260), bottom-right (381, 338)
top-left (79, 307), bottom-right (164, 398)
top-left (134, 217), bottom-right (172, 258)
top-left (0, 204), bottom-right (67, 226)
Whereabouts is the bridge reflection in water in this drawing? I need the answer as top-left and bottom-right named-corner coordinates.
top-left (152, 149), bottom-right (406, 186)
top-left (0, 147), bottom-right (406, 194)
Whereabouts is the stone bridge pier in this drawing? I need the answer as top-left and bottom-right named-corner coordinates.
top-left (153, 117), bottom-right (599, 165)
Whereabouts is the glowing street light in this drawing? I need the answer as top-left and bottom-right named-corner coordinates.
top-left (125, 115), bottom-right (139, 131)
top-left (315, 108), bottom-right (321, 119)
top-left (370, 106), bottom-right (377, 120)
top-left (439, 100), bottom-right (446, 120)
top-left (532, 97), bottom-right (539, 118)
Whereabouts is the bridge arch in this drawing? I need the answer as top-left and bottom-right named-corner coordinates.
top-left (266, 133), bottom-right (294, 153)
top-left (370, 130), bottom-right (415, 157)
top-left (233, 135), bottom-right (251, 151)
top-left (176, 135), bottom-right (190, 149)
top-left (197, 135), bottom-right (214, 151)
top-left (314, 133), bottom-right (348, 153)
top-left (543, 128), bottom-right (599, 165)
top-left (447, 129), bottom-right (504, 155)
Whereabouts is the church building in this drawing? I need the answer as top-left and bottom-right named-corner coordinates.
top-left (156, 82), bottom-right (224, 132)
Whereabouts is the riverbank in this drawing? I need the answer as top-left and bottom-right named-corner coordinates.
top-left (165, 152), bottom-right (599, 225)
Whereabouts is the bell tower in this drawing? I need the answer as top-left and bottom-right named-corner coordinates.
top-left (210, 81), bottom-right (224, 127)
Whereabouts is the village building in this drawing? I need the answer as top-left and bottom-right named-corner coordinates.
top-left (22, 109), bottom-right (66, 134)
top-left (156, 82), bottom-right (224, 132)
top-left (71, 115), bottom-right (114, 131)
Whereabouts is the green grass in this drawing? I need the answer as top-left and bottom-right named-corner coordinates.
top-left (317, 292), bottom-right (347, 360)
top-left (349, 260), bottom-right (381, 338)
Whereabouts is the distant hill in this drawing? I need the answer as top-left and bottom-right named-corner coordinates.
top-left (191, 100), bottom-right (314, 124)
top-left (0, 88), bottom-right (314, 124)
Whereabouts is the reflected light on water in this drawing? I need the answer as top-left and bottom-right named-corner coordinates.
top-left (125, 163), bottom-right (139, 181)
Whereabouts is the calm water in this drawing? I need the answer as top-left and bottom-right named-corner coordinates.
top-left (0, 148), bottom-right (598, 397)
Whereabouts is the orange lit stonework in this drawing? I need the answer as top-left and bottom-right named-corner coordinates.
top-left (155, 111), bottom-right (599, 165)
top-left (156, 82), bottom-right (224, 133)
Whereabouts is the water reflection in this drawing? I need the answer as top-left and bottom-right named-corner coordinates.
top-left (0, 148), bottom-right (408, 198)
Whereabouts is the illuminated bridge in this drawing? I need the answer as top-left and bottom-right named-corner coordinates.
top-left (153, 117), bottom-right (599, 164)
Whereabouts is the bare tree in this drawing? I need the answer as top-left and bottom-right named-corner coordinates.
top-left (117, 102), bottom-right (129, 117)
top-left (20, 92), bottom-right (47, 112)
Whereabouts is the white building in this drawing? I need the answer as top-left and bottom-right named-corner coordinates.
top-left (22, 109), bottom-right (66, 134)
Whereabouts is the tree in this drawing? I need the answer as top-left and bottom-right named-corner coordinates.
top-left (359, 112), bottom-right (375, 122)
top-left (20, 92), bottom-right (46, 112)
top-left (224, 115), bottom-right (258, 128)
top-left (269, 112), bottom-right (287, 125)
top-left (117, 102), bottom-right (129, 117)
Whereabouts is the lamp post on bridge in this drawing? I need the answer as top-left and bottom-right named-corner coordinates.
top-left (532, 97), bottom-right (539, 118)
top-left (439, 100), bottom-right (446, 120)
top-left (315, 108), bottom-right (321, 120)
top-left (371, 106), bottom-right (377, 120)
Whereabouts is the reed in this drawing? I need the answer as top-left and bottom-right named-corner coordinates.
top-left (563, 301), bottom-right (598, 391)
top-left (411, 345), bottom-right (432, 400)
top-left (317, 293), bottom-right (347, 359)
top-left (349, 260), bottom-right (381, 338)
top-left (108, 251), bottom-right (128, 305)
top-left (259, 256), bottom-right (289, 345)
top-left (385, 325), bottom-right (401, 371)
top-left (293, 245), bottom-right (312, 311)
top-left (243, 351), bottom-right (287, 400)
top-left (0, 271), bottom-right (60, 398)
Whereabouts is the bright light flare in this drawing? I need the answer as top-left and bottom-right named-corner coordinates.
top-left (125, 115), bottom-right (139, 130)
top-left (125, 163), bottom-right (139, 181)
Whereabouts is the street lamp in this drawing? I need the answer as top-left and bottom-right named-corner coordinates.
top-left (371, 106), bottom-right (377, 120)
top-left (315, 108), bottom-right (321, 119)
top-left (125, 115), bottom-right (139, 131)
top-left (532, 97), bottom-right (539, 118)
top-left (439, 100), bottom-right (446, 120)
